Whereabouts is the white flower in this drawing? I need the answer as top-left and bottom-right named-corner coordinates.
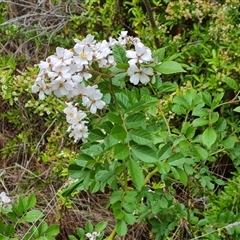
top-left (127, 64), bottom-right (154, 85)
top-left (51, 78), bottom-right (74, 97)
top-left (73, 45), bottom-right (93, 66)
top-left (0, 191), bottom-right (11, 208)
top-left (32, 78), bottom-right (52, 100)
top-left (126, 42), bottom-right (152, 65)
top-left (67, 121), bottom-right (89, 142)
top-left (81, 86), bottom-right (106, 114)
top-left (86, 232), bottom-right (100, 240)
top-left (64, 102), bottom-right (86, 125)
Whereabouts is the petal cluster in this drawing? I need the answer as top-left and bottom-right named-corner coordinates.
top-left (32, 31), bottom-right (158, 142)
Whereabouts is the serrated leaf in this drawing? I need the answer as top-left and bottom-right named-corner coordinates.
top-left (193, 145), bottom-right (208, 160)
top-left (45, 225), bottom-right (60, 236)
top-left (115, 92), bottom-right (130, 110)
top-left (177, 168), bottom-right (188, 186)
top-left (85, 221), bottom-right (94, 233)
top-left (112, 72), bottom-right (127, 87)
top-left (192, 118), bottom-right (209, 127)
top-left (88, 129), bottom-right (105, 141)
top-left (116, 220), bottom-right (128, 236)
top-left (152, 47), bottom-right (167, 61)
top-left (223, 77), bottom-right (239, 90)
top-left (202, 127), bottom-right (217, 148)
top-left (216, 117), bottom-right (227, 132)
top-left (106, 113), bottom-right (123, 125)
top-left (110, 190), bottom-right (123, 204)
top-left (95, 221), bottom-right (108, 232)
top-left (154, 61), bottom-right (186, 74)
top-left (125, 113), bottom-right (146, 129)
top-left (19, 210), bottom-right (44, 223)
top-left (27, 194), bottom-right (36, 210)
top-left (128, 158), bottom-right (144, 191)
top-left (113, 143), bottom-right (129, 159)
top-left (131, 144), bottom-right (158, 163)
top-left (209, 112), bottom-right (219, 124)
top-left (112, 45), bottom-right (128, 64)
top-left (202, 92), bottom-right (212, 107)
top-left (111, 126), bottom-right (127, 141)
top-left (124, 212), bottom-right (136, 225)
top-left (129, 129), bottom-right (152, 145)
top-left (222, 135), bottom-right (238, 149)
top-left (171, 104), bottom-right (186, 115)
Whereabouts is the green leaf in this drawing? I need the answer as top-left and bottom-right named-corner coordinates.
top-left (152, 47), bottom-right (166, 62)
top-left (192, 118), bottom-right (209, 127)
top-left (105, 113), bottom-right (123, 125)
top-left (95, 221), bottom-right (108, 232)
top-left (154, 61), bottom-right (186, 74)
top-left (113, 143), bottom-right (129, 159)
top-left (192, 108), bottom-right (209, 117)
top-left (112, 44), bottom-right (128, 64)
top-left (202, 127), bottom-right (217, 148)
top-left (173, 96), bottom-right (190, 109)
top-left (88, 129), bottom-right (105, 141)
top-left (45, 225), bottom-right (60, 236)
top-left (110, 190), bottom-right (123, 204)
top-left (193, 145), bottom-right (208, 160)
top-left (104, 135), bottom-right (119, 149)
top-left (233, 106), bottom-right (240, 113)
top-left (125, 113), bottom-right (146, 129)
top-left (209, 112), bottom-right (219, 124)
top-left (85, 221), bottom-right (94, 233)
top-left (159, 197), bottom-right (168, 208)
top-left (62, 179), bottom-right (82, 197)
top-left (76, 228), bottom-right (85, 238)
top-left (201, 92), bottom-right (212, 107)
top-left (111, 125), bottom-right (127, 141)
top-left (19, 210), bottom-right (44, 223)
top-left (222, 135), bottom-right (238, 149)
top-left (128, 158), bottom-right (144, 191)
top-left (158, 82), bottom-right (178, 93)
top-left (129, 129), bottom-right (152, 145)
top-left (76, 154), bottom-right (94, 167)
top-left (125, 99), bottom-right (158, 114)
top-left (115, 92), bottom-right (130, 110)
top-left (216, 117), bottom-right (227, 132)
top-left (27, 194), bottom-right (36, 210)
top-left (223, 77), bottom-right (239, 90)
top-left (124, 212), bottom-right (136, 225)
top-left (177, 168), bottom-right (188, 186)
top-left (158, 144), bottom-right (172, 161)
top-left (131, 144), bottom-right (158, 163)
top-left (116, 220), bottom-right (128, 236)
top-left (112, 72), bottom-right (127, 87)
top-left (171, 104), bottom-right (186, 115)
top-left (169, 158), bottom-right (193, 167)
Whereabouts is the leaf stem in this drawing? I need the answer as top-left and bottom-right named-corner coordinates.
top-left (144, 167), bottom-right (158, 185)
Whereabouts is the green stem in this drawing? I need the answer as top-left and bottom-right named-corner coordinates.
top-left (106, 227), bottom-right (116, 240)
top-left (144, 167), bottom-right (158, 185)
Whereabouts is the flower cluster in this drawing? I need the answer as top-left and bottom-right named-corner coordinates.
top-left (32, 31), bottom-right (157, 142)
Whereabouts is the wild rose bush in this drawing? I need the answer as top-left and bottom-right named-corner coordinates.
top-left (32, 31), bottom-right (240, 239)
